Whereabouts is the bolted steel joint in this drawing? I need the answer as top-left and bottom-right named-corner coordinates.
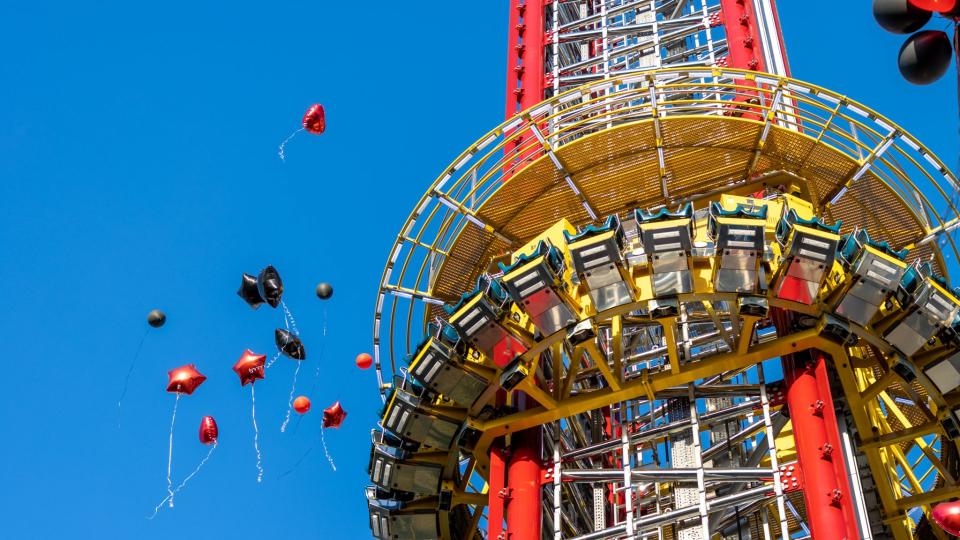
top-left (829, 488), bottom-right (843, 506)
top-left (820, 443), bottom-right (834, 459)
top-left (811, 399), bottom-right (825, 416)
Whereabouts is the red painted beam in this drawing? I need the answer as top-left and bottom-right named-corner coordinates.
top-left (783, 351), bottom-right (852, 539)
top-left (506, 429), bottom-right (543, 540)
top-left (487, 443), bottom-right (507, 539)
top-left (506, 0), bottom-right (546, 117)
top-left (718, 0), bottom-right (766, 72)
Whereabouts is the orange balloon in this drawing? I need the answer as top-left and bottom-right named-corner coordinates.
top-left (356, 352), bottom-right (373, 370)
top-left (293, 396), bottom-right (311, 414)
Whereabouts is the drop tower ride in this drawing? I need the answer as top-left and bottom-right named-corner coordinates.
top-left (366, 2), bottom-right (960, 539)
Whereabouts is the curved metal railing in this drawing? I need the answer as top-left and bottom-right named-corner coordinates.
top-left (371, 67), bottom-right (960, 396)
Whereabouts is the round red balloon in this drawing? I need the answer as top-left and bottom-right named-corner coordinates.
top-left (909, 0), bottom-right (957, 13)
top-left (293, 396), bottom-right (311, 414)
top-left (166, 364), bottom-right (207, 395)
top-left (356, 352), bottom-right (373, 370)
top-left (302, 104), bottom-right (326, 135)
top-left (933, 501), bottom-right (960, 535)
top-left (199, 416), bottom-right (218, 445)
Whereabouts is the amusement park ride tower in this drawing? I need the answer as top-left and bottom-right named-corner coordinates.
top-left (366, 1), bottom-right (960, 539)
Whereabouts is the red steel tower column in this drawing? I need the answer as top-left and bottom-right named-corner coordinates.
top-left (718, 0), bottom-right (767, 72)
top-left (505, 430), bottom-right (543, 540)
top-left (783, 351), bottom-right (858, 540)
top-left (506, 0), bottom-right (546, 116)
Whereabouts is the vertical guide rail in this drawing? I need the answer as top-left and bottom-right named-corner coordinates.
top-left (758, 363), bottom-right (790, 539)
top-left (553, 424), bottom-right (563, 540)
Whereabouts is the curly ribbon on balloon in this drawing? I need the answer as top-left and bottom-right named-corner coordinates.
top-left (166, 394), bottom-right (180, 508)
top-left (148, 442), bottom-right (217, 519)
top-left (251, 385), bottom-right (264, 483)
top-left (278, 127), bottom-right (304, 162)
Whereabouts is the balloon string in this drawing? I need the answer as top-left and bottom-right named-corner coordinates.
top-left (278, 127), bottom-right (304, 162)
top-left (296, 308), bottom-right (327, 434)
top-left (280, 361), bottom-right (303, 433)
top-left (251, 385), bottom-right (264, 483)
top-left (166, 393), bottom-right (180, 508)
top-left (281, 301), bottom-right (300, 336)
top-left (266, 351), bottom-right (281, 370)
top-left (117, 327), bottom-right (150, 429)
top-left (320, 423), bottom-right (337, 472)
top-left (277, 444), bottom-right (314, 480)
top-left (148, 443), bottom-right (216, 519)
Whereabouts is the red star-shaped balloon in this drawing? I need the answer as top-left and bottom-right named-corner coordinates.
top-left (322, 400), bottom-right (347, 429)
top-left (166, 364), bottom-right (207, 395)
top-left (232, 349), bottom-right (266, 386)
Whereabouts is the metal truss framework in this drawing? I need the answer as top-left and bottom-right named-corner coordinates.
top-left (365, 4), bottom-right (960, 538)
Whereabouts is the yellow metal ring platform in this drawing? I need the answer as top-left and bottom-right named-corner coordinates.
top-left (368, 68), bottom-right (960, 540)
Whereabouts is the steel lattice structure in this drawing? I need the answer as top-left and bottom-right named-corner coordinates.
top-left (364, 2), bottom-right (960, 539)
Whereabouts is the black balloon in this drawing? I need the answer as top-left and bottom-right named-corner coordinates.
top-left (899, 30), bottom-right (952, 85)
top-left (257, 266), bottom-right (283, 308)
top-left (237, 273), bottom-right (265, 309)
top-left (275, 328), bottom-right (306, 360)
top-left (316, 282), bottom-right (333, 300)
top-left (873, 0), bottom-right (932, 34)
top-left (147, 309), bottom-right (166, 328)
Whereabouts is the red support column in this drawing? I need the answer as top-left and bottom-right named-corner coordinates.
top-left (718, 0), bottom-right (766, 72)
top-left (506, 430), bottom-right (543, 540)
top-left (506, 0), bottom-right (546, 117)
top-left (782, 350), bottom-right (860, 540)
top-left (488, 444), bottom-right (507, 539)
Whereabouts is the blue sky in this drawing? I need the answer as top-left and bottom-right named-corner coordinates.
top-left (0, 1), bottom-right (957, 539)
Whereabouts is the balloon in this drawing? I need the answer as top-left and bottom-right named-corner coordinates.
top-left (933, 501), bottom-right (960, 535)
top-left (275, 329), bottom-right (306, 360)
top-left (166, 364), bottom-right (207, 395)
top-left (147, 309), bottom-right (166, 328)
top-left (356, 352), bottom-right (373, 370)
top-left (899, 30), bottom-right (952, 85)
top-left (909, 0), bottom-right (957, 12)
top-left (237, 273), bottom-right (265, 309)
top-left (233, 349), bottom-right (266, 386)
top-left (316, 282), bottom-right (333, 300)
top-left (874, 0), bottom-right (932, 34)
top-left (323, 401), bottom-right (347, 429)
top-left (257, 266), bottom-right (283, 308)
top-left (199, 416), bottom-right (218, 445)
top-left (302, 104), bottom-right (326, 135)
top-left (293, 396), bottom-right (311, 414)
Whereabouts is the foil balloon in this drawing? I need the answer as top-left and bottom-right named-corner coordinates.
top-left (276, 328), bottom-right (306, 360)
top-left (874, 0), bottom-right (932, 34)
top-left (257, 265), bottom-right (283, 308)
top-left (909, 0), bottom-right (957, 12)
top-left (293, 396), bottom-right (311, 414)
top-left (302, 104), bottom-right (326, 135)
top-left (147, 309), bottom-right (166, 328)
top-left (323, 401), bottom-right (347, 429)
top-left (199, 416), bottom-right (219, 445)
top-left (166, 364), bottom-right (207, 395)
top-left (237, 273), bottom-right (264, 309)
top-left (933, 501), bottom-right (960, 535)
top-left (233, 349), bottom-right (266, 386)
top-left (898, 30), bottom-right (953, 85)
top-left (356, 352), bottom-right (373, 370)
top-left (316, 282), bottom-right (333, 300)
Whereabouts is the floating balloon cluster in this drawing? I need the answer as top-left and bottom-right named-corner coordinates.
top-left (124, 267), bottom-right (369, 518)
top-left (873, 0), bottom-right (959, 85)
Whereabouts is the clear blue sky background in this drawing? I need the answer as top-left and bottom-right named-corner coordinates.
top-left (0, 2), bottom-right (957, 539)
